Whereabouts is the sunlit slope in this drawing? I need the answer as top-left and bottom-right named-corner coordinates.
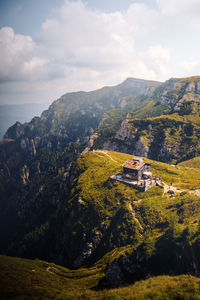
top-left (1, 150), bottom-right (200, 275)
top-left (1, 255), bottom-right (200, 299)
top-left (72, 150), bottom-right (200, 238)
top-left (178, 156), bottom-right (200, 169)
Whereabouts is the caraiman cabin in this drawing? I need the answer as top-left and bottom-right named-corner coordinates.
top-left (110, 156), bottom-right (161, 191)
top-left (122, 157), bottom-right (151, 181)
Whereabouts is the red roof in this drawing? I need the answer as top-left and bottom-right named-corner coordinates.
top-left (122, 159), bottom-right (145, 171)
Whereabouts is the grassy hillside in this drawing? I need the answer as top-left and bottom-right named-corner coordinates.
top-left (2, 149), bottom-right (200, 269)
top-left (2, 149), bottom-right (200, 290)
top-left (179, 156), bottom-right (200, 169)
top-left (73, 150), bottom-right (200, 230)
top-left (1, 254), bottom-right (200, 299)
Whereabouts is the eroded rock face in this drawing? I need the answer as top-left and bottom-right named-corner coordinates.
top-left (21, 165), bottom-right (29, 185)
top-left (155, 77), bottom-right (200, 109)
top-left (115, 119), bottom-right (132, 140)
top-left (134, 137), bottom-right (149, 157)
top-left (102, 110), bottom-right (200, 163)
top-left (100, 261), bottom-right (126, 288)
top-left (20, 138), bottom-right (37, 155)
top-left (103, 119), bottom-right (150, 157)
top-left (73, 243), bottom-right (94, 267)
top-left (4, 122), bottom-right (24, 140)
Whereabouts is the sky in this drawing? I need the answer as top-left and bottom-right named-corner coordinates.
top-left (0, 0), bottom-right (200, 104)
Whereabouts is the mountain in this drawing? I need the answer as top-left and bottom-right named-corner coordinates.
top-left (1, 150), bottom-right (200, 273)
top-left (155, 76), bottom-right (200, 109)
top-left (4, 78), bottom-right (160, 141)
top-left (94, 76), bottom-right (200, 163)
top-left (0, 77), bottom-right (162, 262)
top-left (2, 76), bottom-right (200, 295)
top-left (0, 102), bottom-right (49, 140)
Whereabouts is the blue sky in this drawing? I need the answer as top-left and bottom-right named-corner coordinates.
top-left (0, 0), bottom-right (156, 36)
top-left (0, 0), bottom-right (200, 104)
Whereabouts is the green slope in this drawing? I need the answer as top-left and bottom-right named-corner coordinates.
top-left (1, 254), bottom-right (200, 299)
top-left (2, 150), bottom-right (200, 269)
top-left (179, 156), bottom-right (200, 169)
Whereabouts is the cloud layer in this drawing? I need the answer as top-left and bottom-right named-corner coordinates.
top-left (1, 0), bottom-right (200, 103)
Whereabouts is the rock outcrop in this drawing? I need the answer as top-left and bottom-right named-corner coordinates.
top-left (154, 77), bottom-right (200, 109)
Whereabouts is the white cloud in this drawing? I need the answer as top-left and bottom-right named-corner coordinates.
top-left (3, 0), bottom-right (193, 104)
top-left (157, 0), bottom-right (200, 29)
top-left (0, 0), bottom-right (173, 104)
top-left (36, 0), bottom-right (170, 82)
top-left (126, 3), bottom-right (159, 36)
top-left (179, 60), bottom-right (200, 76)
top-left (139, 45), bottom-right (171, 79)
top-left (157, 0), bottom-right (200, 15)
top-left (0, 27), bottom-right (52, 82)
top-left (0, 27), bottom-right (35, 81)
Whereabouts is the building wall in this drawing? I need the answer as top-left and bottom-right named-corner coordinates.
top-left (123, 167), bottom-right (140, 180)
top-left (122, 164), bottom-right (150, 181)
top-left (144, 164), bottom-right (151, 172)
top-left (123, 167), bottom-right (137, 175)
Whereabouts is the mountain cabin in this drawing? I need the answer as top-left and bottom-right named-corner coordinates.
top-left (122, 157), bottom-right (151, 181)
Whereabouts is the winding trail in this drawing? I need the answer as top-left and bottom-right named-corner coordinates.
top-left (189, 189), bottom-right (200, 197)
top-left (128, 203), bottom-right (143, 231)
top-left (162, 182), bottom-right (185, 195)
top-left (46, 266), bottom-right (59, 275)
top-left (93, 150), bottom-right (119, 163)
top-left (162, 182), bottom-right (200, 197)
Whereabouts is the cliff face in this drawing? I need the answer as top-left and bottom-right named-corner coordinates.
top-left (100, 231), bottom-right (200, 289)
top-left (95, 76), bottom-right (200, 163)
top-left (4, 78), bottom-right (160, 142)
top-left (154, 76), bottom-right (200, 109)
top-left (101, 115), bottom-right (200, 163)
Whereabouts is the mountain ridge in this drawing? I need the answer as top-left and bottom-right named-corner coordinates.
top-left (2, 75), bottom-right (200, 295)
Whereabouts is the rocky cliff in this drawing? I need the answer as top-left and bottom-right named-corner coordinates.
top-left (155, 76), bottom-right (200, 109)
top-left (94, 76), bottom-right (200, 163)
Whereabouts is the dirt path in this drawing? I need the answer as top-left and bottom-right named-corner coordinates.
top-left (162, 182), bottom-right (184, 195)
top-left (133, 199), bottom-right (142, 204)
top-left (128, 203), bottom-right (143, 231)
top-left (111, 249), bottom-right (118, 257)
top-left (46, 266), bottom-right (59, 275)
top-left (162, 184), bottom-right (200, 198)
top-left (94, 150), bottom-right (119, 163)
top-left (189, 189), bottom-right (200, 197)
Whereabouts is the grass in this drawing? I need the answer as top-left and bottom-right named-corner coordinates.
top-left (1, 254), bottom-right (200, 299)
top-left (0, 151), bottom-right (200, 299)
top-left (70, 151), bottom-right (200, 241)
top-left (2, 151), bottom-right (200, 298)
top-left (179, 157), bottom-right (200, 169)
top-left (171, 76), bottom-right (200, 82)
